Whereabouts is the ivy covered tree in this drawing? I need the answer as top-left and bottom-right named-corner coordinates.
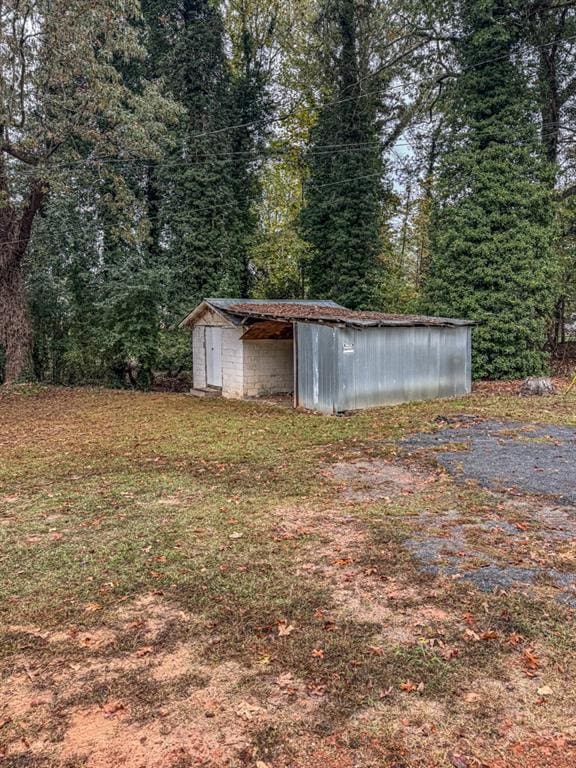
top-left (300, 0), bottom-right (385, 309)
top-left (149, 0), bottom-right (240, 318)
top-left (225, 0), bottom-right (276, 296)
top-left (143, 0), bottom-right (272, 323)
top-left (424, 0), bottom-right (557, 379)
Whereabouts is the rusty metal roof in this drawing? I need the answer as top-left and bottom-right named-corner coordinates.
top-left (225, 302), bottom-right (474, 328)
top-left (179, 298), bottom-right (473, 329)
top-left (179, 298), bottom-right (342, 328)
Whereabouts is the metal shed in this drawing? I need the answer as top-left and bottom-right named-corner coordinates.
top-left (180, 299), bottom-right (474, 414)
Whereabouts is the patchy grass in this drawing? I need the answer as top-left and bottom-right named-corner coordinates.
top-left (1, 384), bottom-right (576, 767)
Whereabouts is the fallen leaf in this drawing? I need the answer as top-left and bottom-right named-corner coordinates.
top-left (537, 685), bottom-right (554, 697)
top-left (332, 557), bottom-right (353, 566)
top-left (235, 701), bottom-right (262, 721)
top-left (275, 672), bottom-right (295, 689)
top-left (125, 620), bottom-right (146, 631)
top-left (522, 647), bottom-right (541, 672)
top-left (449, 755), bottom-right (469, 768)
top-left (277, 620), bottom-right (295, 637)
top-left (83, 602), bottom-right (102, 613)
top-left (311, 648), bottom-right (324, 658)
top-left (440, 646), bottom-right (460, 661)
top-left (400, 680), bottom-right (418, 693)
top-left (229, 532), bottom-right (243, 540)
top-left (463, 692), bottom-right (482, 703)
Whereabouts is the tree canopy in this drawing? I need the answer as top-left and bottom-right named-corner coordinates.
top-left (1, 0), bottom-right (576, 385)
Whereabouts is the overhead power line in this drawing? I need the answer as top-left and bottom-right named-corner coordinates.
top-left (183, 32), bottom-right (576, 142)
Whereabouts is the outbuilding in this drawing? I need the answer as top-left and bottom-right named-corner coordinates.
top-left (180, 298), bottom-right (474, 414)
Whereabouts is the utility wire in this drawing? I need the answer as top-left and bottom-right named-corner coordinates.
top-left (180, 32), bottom-right (576, 141)
top-left (3, 31), bottom-right (576, 169)
top-left (4, 121), bottom-right (576, 178)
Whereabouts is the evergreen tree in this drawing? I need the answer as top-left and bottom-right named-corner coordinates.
top-left (27, 166), bottom-right (166, 388)
top-left (27, 174), bottom-right (103, 384)
top-left (225, 0), bottom-right (276, 297)
top-left (424, 0), bottom-right (557, 379)
top-left (300, 0), bottom-right (384, 309)
top-left (147, 0), bottom-right (243, 320)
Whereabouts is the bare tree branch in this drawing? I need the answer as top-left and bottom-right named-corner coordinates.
top-left (0, 142), bottom-right (39, 165)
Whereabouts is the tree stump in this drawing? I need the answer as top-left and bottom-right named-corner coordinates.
top-left (518, 377), bottom-right (556, 396)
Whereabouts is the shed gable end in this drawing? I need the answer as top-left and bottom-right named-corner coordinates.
top-left (192, 305), bottom-right (235, 328)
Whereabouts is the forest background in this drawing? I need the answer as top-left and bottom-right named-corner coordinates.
top-left (1, 0), bottom-right (575, 387)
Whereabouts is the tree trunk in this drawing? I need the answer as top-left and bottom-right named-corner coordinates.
top-left (0, 254), bottom-right (31, 383)
top-left (0, 179), bottom-right (46, 384)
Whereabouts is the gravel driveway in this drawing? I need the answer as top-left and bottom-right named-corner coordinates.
top-left (402, 418), bottom-right (576, 504)
top-left (400, 418), bottom-right (576, 605)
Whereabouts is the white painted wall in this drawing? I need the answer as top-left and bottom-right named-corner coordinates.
top-left (221, 328), bottom-right (245, 398)
top-left (192, 312), bottom-right (294, 398)
top-left (192, 326), bottom-right (207, 390)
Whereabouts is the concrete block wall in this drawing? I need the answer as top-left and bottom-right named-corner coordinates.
top-left (192, 326), bottom-right (207, 390)
top-left (192, 319), bottom-right (294, 399)
top-left (221, 328), bottom-right (245, 398)
top-left (242, 340), bottom-right (294, 397)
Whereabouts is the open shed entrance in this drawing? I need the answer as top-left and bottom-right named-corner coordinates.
top-left (240, 320), bottom-right (295, 399)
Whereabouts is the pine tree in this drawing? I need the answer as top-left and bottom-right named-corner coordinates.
top-left (424, 0), bottom-right (557, 379)
top-left (300, 0), bottom-right (384, 310)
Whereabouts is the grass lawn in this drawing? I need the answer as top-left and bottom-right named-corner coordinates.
top-left (1, 383), bottom-right (576, 768)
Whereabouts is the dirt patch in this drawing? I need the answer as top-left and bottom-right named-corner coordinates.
top-left (151, 644), bottom-right (199, 682)
top-left (274, 503), bottom-right (461, 648)
top-left (327, 458), bottom-right (433, 502)
top-left (114, 593), bottom-right (193, 642)
top-left (48, 659), bottom-right (322, 768)
top-left (0, 591), bottom-right (325, 767)
top-left (57, 703), bottom-right (237, 768)
top-left (7, 624), bottom-right (116, 650)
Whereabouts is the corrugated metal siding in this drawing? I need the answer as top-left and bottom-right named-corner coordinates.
top-left (296, 323), bottom-right (338, 413)
top-left (334, 326), bottom-right (472, 412)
